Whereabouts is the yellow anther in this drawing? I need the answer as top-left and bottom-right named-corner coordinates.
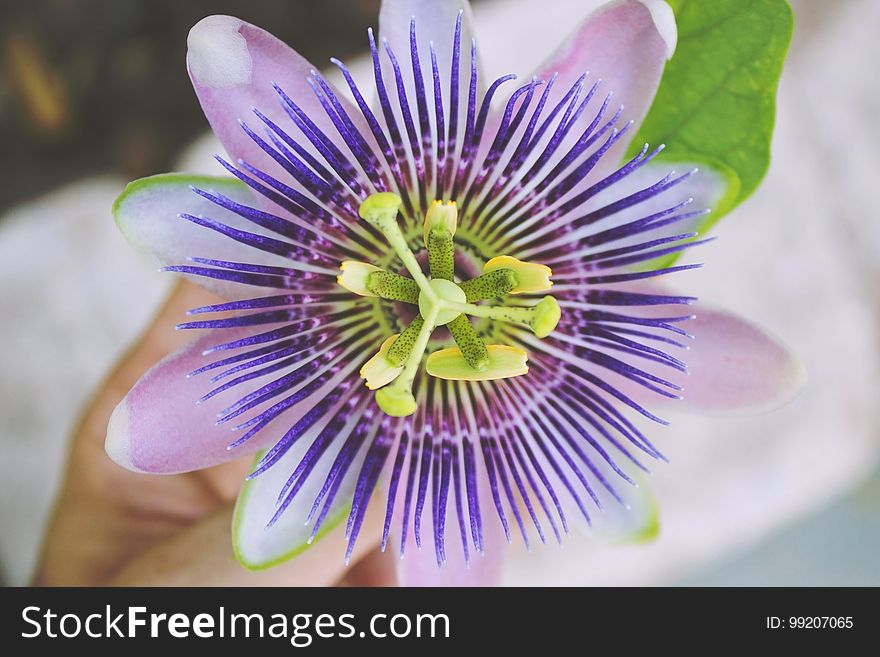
top-left (423, 199), bottom-right (458, 244)
top-left (337, 260), bottom-right (383, 296)
top-left (426, 345), bottom-right (529, 381)
top-left (484, 255), bottom-right (553, 294)
top-left (359, 335), bottom-right (404, 390)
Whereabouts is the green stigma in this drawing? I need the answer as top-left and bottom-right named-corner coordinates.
top-left (346, 192), bottom-right (562, 417)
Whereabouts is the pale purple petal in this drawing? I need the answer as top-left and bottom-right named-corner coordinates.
top-left (496, 0), bottom-right (675, 184)
top-left (233, 415), bottom-right (369, 569)
top-left (106, 328), bottom-right (309, 474)
top-left (186, 15), bottom-right (378, 184)
top-left (113, 173), bottom-right (310, 299)
top-left (618, 299), bottom-right (807, 414)
top-left (532, 0), bottom-right (674, 135)
top-left (461, 0), bottom-right (678, 243)
top-left (379, 0), bottom-right (481, 102)
top-left (394, 493), bottom-right (506, 586)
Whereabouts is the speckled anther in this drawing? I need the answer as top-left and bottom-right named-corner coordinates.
top-left (458, 268), bottom-right (518, 302)
top-left (427, 228), bottom-right (455, 281)
top-left (446, 315), bottom-right (490, 371)
top-left (366, 271), bottom-right (420, 303)
top-left (386, 316), bottom-right (425, 367)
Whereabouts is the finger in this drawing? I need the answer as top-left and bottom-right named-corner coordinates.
top-left (98, 280), bottom-right (250, 501)
top-left (68, 279), bottom-right (246, 502)
top-left (109, 502), bottom-right (386, 587)
top-left (35, 281), bottom-right (238, 585)
top-left (74, 279), bottom-right (222, 454)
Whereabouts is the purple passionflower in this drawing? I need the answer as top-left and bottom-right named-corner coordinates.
top-left (107, 0), bottom-right (805, 585)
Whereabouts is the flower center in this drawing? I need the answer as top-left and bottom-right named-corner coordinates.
top-left (419, 279), bottom-right (466, 326)
top-left (338, 192), bottom-right (561, 417)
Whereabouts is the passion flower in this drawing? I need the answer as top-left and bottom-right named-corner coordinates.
top-left (107, 0), bottom-right (805, 584)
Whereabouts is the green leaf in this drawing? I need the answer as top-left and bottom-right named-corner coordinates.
top-left (630, 0), bottom-right (794, 235)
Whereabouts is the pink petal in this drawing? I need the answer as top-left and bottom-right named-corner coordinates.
top-left (186, 15), bottom-right (375, 181)
top-left (534, 0), bottom-right (674, 134)
top-left (379, 0), bottom-right (481, 106)
top-left (394, 512), bottom-right (506, 587)
top-left (106, 329), bottom-right (294, 474)
top-left (617, 299), bottom-right (807, 415)
top-left (113, 173), bottom-right (289, 300)
top-left (396, 541), bottom-right (504, 587)
top-left (678, 304), bottom-right (806, 414)
top-left (383, 450), bottom-right (506, 586)
top-left (501, 0), bottom-right (675, 181)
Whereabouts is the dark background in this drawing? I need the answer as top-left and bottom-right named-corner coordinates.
top-left (0, 0), bottom-right (390, 215)
top-left (2, 586), bottom-right (873, 649)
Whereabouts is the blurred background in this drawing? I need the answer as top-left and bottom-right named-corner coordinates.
top-left (1, 0), bottom-right (878, 586)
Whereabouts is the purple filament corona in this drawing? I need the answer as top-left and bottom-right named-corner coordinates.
top-left (173, 13), bottom-right (708, 564)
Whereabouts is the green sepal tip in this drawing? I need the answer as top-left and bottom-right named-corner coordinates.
top-left (531, 296), bottom-right (561, 338)
top-left (375, 387), bottom-right (417, 417)
top-left (358, 192), bottom-right (402, 226)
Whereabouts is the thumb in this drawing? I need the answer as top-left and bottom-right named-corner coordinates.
top-left (108, 502), bottom-right (390, 586)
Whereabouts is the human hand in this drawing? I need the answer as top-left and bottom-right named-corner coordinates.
top-left (33, 281), bottom-right (394, 586)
